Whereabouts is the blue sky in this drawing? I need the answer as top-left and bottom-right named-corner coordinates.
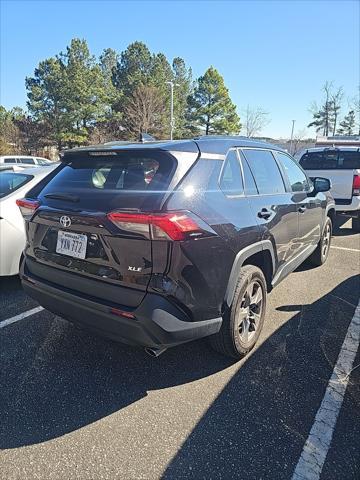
top-left (1, 0), bottom-right (359, 138)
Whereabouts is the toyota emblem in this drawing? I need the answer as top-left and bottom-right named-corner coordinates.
top-left (60, 215), bottom-right (71, 228)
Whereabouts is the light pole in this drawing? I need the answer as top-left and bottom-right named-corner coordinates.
top-left (289, 119), bottom-right (296, 154)
top-left (166, 81), bottom-right (179, 140)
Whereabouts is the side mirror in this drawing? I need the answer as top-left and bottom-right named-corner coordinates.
top-left (311, 177), bottom-right (331, 193)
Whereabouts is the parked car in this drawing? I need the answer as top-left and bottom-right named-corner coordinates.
top-left (297, 146), bottom-right (360, 231)
top-left (0, 155), bottom-right (52, 168)
top-left (18, 137), bottom-right (335, 359)
top-left (0, 165), bottom-right (58, 276)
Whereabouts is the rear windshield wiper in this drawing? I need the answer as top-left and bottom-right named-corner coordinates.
top-left (44, 192), bottom-right (80, 203)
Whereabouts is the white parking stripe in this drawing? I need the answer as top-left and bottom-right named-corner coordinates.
top-left (292, 299), bottom-right (360, 480)
top-left (0, 306), bottom-right (44, 329)
top-left (330, 245), bottom-right (360, 253)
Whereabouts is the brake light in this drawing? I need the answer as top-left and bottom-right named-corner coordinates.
top-left (107, 211), bottom-right (212, 241)
top-left (16, 198), bottom-right (40, 219)
top-left (352, 175), bottom-right (360, 196)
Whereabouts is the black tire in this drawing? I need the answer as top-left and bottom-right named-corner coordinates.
top-left (308, 216), bottom-right (332, 267)
top-left (209, 265), bottom-right (267, 359)
top-left (352, 213), bottom-right (360, 232)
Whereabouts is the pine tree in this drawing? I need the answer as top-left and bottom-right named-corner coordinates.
top-left (188, 67), bottom-right (240, 135)
top-left (337, 110), bottom-right (356, 135)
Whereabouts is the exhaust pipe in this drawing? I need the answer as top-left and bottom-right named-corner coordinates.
top-left (144, 346), bottom-right (167, 358)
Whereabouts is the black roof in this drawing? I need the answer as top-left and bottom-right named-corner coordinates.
top-left (63, 136), bottom-right (286, 158)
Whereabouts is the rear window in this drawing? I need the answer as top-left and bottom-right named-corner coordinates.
top-left (0, 172), bottom-right (33, 198)
top-left (38, 151), bottom-right (177, 211)
top-left (299, 150), bottom-right (360, 170)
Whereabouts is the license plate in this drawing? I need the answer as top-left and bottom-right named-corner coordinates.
top-left (56, 230), bottom-right (88, 259)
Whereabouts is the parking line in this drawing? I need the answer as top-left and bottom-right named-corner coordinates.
top-left (0, 306), bottom-right (44, 329)
top-left (330, 245), bottom-right (360, 253)
top-left (292, 298), bottom-right (360, 480)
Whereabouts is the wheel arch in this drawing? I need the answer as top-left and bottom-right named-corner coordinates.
top-left (326, 205), bottom-right (336, 225)
top-left (225, 241), bottom-right (275, 307)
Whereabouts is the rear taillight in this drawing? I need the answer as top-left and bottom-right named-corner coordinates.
top-left (352, 175), bottom-right (360, 196)
top-left (107, 211), bottom-right (214, 241)
top-left (16, 198), bottom-right (40, 220)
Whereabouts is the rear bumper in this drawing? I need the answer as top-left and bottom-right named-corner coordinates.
top-left (335, 196), bottom-right (360, 214)
top-left (20, 262), bottom-right (222, 349)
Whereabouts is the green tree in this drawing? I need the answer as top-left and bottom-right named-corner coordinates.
top-left (113, 42), bottom-right (175, 138)
top-left (26, 57), bottom-right (68, 149)
top-left (0, 106), bottom-right (19, 154)
top-left (61, 38), bottom-right (110, 145)
top-left (113, 41), bottom-right (153, 96)
top-left (172, 57), bottom-right (193, 138)
top-left (188, 67), bottom-right (240, 135)
top-left (337, 110), bottom-right (356, 135)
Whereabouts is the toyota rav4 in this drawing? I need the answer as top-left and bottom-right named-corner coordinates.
top-left (18, 137), bottom-right (335, 359)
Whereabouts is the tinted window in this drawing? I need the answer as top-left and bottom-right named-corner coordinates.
top-left (299, 150), bottom-right (360, 170)
top-left (219, 150), bottom-right (243, 195)
top-left (276, 152), bottom-right (309, 192)
top-left (0, 172), bottom-right (33, 198)
top-left (337, 151), bottom-right (360, 169)
top-left (39, 152), bottom-right (176, 211)
top-left (242, 149), bottom-right (285, 195)
top-left (238, 150), bottom-right (258, 195)
top-left (20, 158), bottom-right (35, 165)
top-left (4, 158), bottom-right (16, 164)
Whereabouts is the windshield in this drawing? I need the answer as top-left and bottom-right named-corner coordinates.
top-left (0, 172), bottom-right (33, 198)
top-left (37, 158), bottom-right (51, 166)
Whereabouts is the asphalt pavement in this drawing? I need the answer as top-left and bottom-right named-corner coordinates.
top-left (0, 218), bottom-right (359, 480)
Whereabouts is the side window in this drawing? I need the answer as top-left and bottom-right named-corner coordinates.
top-left (238, 150), bottom-right (258, 195)
top-left (276, 152), bottom-right (309, 192)
top-left (4, 158), bottom-right (15, 164)
top-left (20, 158), bottom-right (35, 165)
top-left (219, 149), bottom-right (243, 196)
top-left (242, 149), bottom-right (286, 195)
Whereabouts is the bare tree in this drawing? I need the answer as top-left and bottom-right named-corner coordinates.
top-left (308, 81), bottom-right (343, 136)
top-left (291, 129), bottom-right (308, 156)
top-left (330, 86), bottom-right (343, 135)
top-left (349, 86), bottom-right (360, 135)
top-left (124, 85), bottom-right (166, 138)
top-left (242, 105), bottom-right (270, 137)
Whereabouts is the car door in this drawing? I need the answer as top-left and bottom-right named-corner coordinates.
top-left (240, 148), bottom-right (299, 271)
top-left (275, 151), bottom-right (322, 252)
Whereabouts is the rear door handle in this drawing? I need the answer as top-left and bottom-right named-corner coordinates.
top-left (298, 205), bottom-right (306, 213)
top-left (257, 208), bottom-right (272, 219)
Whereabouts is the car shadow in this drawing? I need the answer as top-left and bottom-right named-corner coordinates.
top-left (0, 315), bottom-right (233, 449)
top-left (1, 275), bottom-right (359, 480)
top-left (162, 274), bottom-right (360, 480)
top-left (0, 275), bottom-right (22, 294)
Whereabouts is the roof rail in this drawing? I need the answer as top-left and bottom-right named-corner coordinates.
top-left (103, 140), bottom-right (132, 146)
top-left (194, 135), bottom-right (248, 140)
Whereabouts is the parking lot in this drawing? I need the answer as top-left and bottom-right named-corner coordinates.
top-left (0, 218), bottom-right (359, 480)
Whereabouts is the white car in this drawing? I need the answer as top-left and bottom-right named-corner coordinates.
top-left (298, 146), bottom-right (360, 231)
top-left (0, 155), bottom-right (53, 168)
top-left (0, 165), bottom-right (57, 276)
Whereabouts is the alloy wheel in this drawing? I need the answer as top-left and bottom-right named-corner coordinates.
top-left (237, 280), bottom-right (263, 346)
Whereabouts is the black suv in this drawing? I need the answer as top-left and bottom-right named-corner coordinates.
top-left (18, 137), bottom-right (335, 359)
